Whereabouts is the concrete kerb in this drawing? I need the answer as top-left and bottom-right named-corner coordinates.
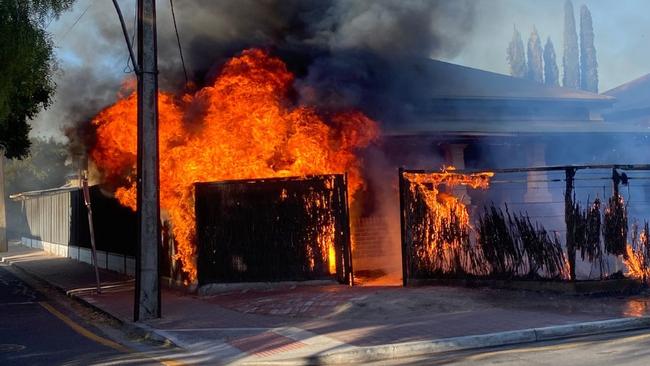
top-left (65, 287), bottom-right (175, 347)
top-left (0, 255), bottom-right (177, 349)
top-left (250, 317), bottom-right (650, 365)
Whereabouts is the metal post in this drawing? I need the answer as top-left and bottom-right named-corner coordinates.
top-left (82, 178), bottom-right (102, 294)
top-left (0, 151), bottom-right (7, 252)
top-left (340, 174), bottom-right (353, 286)
top-left (134, 0), bottom-right (161, 321)
top-left (398, 168), bottom-right (409, 286)
top-left (612, 168), bottom-right (620, 198)
top-left (564, 168), bottom-right (576, 281)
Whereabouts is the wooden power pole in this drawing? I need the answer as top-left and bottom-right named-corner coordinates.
top-left (134, 0), bottom-right (161, 321)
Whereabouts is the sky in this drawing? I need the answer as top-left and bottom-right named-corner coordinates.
top-left (31, 0), bottom-right (650, 138)
top-left (444, 0), bottom-right (650, 93)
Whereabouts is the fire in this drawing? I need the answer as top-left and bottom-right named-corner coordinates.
top-left (404, 166), bottom-right (494, 274)
top-left (90, 49), bottom-right (379, 282)
top-left (624, 221), bottom-right (650, 281)
top-left (624, 244), bottom-right (648, 280)
top-left (404, 166), bottom-right (493, 190)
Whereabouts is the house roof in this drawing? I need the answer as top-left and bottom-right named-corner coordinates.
top-left (384, 119), bottom-right (650, 137)
top-left (384, 58), bottom-right (615, 104)
top-left (603, 73), bottom-right (650, 117)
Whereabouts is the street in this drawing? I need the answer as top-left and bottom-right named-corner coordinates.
top-left (0, 263), bottom-right (169, 365)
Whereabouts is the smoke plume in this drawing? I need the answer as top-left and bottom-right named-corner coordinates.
top-left (32, 0), bottom-right (477, 137)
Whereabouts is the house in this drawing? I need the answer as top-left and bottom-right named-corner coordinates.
top-left (351, 58), bottom-right (650, 281)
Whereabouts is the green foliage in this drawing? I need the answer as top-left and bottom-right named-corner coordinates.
top-left (0, 0), bottom-right (73, 159)
top-left (543, 38), bottom-right (559, 86)
top-left (526, 27), bottom-right (543, 83)
top-left (507, 26), bottom-right (526, 78)
top-left (579, 5), bottom-right (598, 93)
top-left (4, 137), bottom-right (69, 195)
top-left (563, 0), bottom-right (580, 89)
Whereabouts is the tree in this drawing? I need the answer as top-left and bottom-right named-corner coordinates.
top-left (544, 38), bottom-right (559, 86)
top-left (526, 27), bottom-right (543, 83)
top-left (580, 5), bottom-right (598, 92)
top-left (4, 138), bottom-right (69, 194)
top-left (563, 0), bottom-right (580, 89)
top-left (507, 26), bottom-right (526, 78)
top-left (0, 0), bottom-right (72, 159)
top-left (0, 0), bottom-right (72, 250)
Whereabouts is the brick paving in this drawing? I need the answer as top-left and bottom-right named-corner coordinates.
top-left (228, 332), bottom-right (306, 357)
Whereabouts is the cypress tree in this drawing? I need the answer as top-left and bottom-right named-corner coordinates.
top-left (527, 27), bottom-right (543, 83)
top-left (544, 38), bottom-right (559, 86)
top-left (580, 5), bottom-right (598, 92)
top-left (507, 26), bottom-right (526, 78)
top-left (563, 0), bottom-right (580, 89)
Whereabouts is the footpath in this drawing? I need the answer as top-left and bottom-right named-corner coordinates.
top-left (3, 242), bottom-right (650, 365)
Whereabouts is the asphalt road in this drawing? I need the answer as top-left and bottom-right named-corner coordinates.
top-left (0, 264), bottom-right (162, 365)
top-left (381, 328), bottom-right (650, 365)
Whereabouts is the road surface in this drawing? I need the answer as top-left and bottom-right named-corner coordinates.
top-left (0, 263), bottom-right (170, 365)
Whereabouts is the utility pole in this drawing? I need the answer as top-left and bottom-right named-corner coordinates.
top-left (134, 0), bottom-right (161, 321)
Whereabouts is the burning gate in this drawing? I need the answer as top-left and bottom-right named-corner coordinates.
top-left (194, 174), bottom-right (352, 285)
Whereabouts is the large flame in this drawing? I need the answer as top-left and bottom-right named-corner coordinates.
top-left (90, 49), bottom-right (379, 282)
top-left (404, 166), bottom-right (493, 274)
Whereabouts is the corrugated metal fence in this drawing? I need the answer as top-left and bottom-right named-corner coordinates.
top-left (10, 186), bottom-right (137, 275)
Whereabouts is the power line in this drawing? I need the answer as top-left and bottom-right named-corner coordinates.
top-left (112, 0), bottom-right (140, 75)
top-left (60, 2), bottom-right (93, 40)
top-left (123, 1), bottom-right (137, 73)
top-left (169, 0), bottom-right (188, 85)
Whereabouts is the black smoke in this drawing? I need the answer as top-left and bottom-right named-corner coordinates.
top-left (158, 0), bottom-right (477, 93)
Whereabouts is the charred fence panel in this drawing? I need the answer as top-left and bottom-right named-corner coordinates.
top-left (399, 165), bottom-right (650, 285)
top-left (195, 174), bottom-right (352, 285)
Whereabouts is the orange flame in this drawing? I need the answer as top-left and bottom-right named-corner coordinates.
top-left (624, 244), bottom-right (647, 280)
top-left (623, 221), bottom-right (650, 282)
top-left (90, 49), bottom-right (379, 282)
top-left (404, 166), bottom-right (493, 274)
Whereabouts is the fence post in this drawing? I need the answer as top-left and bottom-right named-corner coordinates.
top-left (612, 168), bottom-right (621, 197)
top-left (564, 167), bottom-right (576, 281)
top-left (340, 173), bottom-right (353, 286)
top-left (398, 167), bottom-right (409, 286)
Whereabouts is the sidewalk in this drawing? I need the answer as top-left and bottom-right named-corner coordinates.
top-left (3, 242), bottom-right (650, 365)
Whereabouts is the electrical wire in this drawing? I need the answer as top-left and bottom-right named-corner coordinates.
top-left (169, 0), bottom-right (189, 85)
top-left (60, 2), bottom-right (93, 40)
top-left (123, 1), bottom-right (137, 74)
top-left (112, 0), bottom-right (140, 75)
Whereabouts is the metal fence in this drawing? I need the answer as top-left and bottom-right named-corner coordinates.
top-left (195, 174), bottom-right (352, 285)
top-left (399, 164), bottom-right (650, 285)
top-left (10, 185), bottom-right (137, 256)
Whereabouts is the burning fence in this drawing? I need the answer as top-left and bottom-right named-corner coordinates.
top-left (194, 175), bottom-right (351, 285)
top-left (399, 165), bottom-right (650, 286)
top-left (90, 49), bottom-right (378, 283)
